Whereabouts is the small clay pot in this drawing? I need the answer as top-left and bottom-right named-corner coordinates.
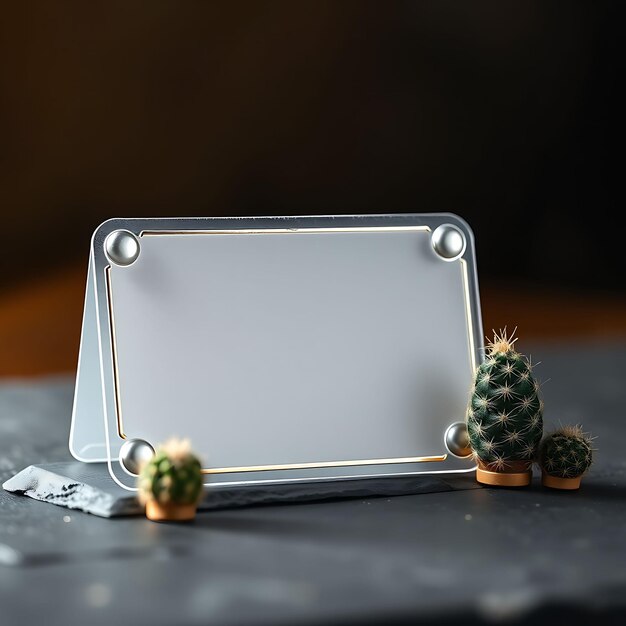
top-left (476, 460), bottom-right (532, 487)
top-left (145, 500), bottom-right (197, 522)
top-left (541, 471), bottom-right (582, 490)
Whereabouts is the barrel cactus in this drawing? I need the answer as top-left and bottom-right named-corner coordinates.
top-left (467, 329), bottom-right (543, 486)
top-left (138, 438), bottom-right (204, 521)
top-left (538, 426), bottom-right (593, 490)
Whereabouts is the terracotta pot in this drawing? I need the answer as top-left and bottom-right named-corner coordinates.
top-left (541, 472), bottom-right (582, 490)
top-left (475, 460), bottom-right (532, 487)
top-left (145, 500), bottom-right (197, 522)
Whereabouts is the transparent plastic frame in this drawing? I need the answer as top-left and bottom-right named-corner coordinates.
top-left (69, 214), bottom-right (483, 491)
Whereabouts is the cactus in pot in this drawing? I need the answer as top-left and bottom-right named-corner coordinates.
top-left (467, 329), bottom-right (543, 486)
top-left (538, 426), bottom-right (593, 490)
top-left (138, 438), bottom-right (204, 521)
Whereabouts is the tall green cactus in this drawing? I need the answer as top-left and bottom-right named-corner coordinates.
top-left (467, 330), bottom-right (543, 471)
top-left (539, 426), bottom-right (593, 479)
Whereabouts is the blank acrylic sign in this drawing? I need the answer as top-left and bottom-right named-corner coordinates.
top-left (69, 214), bottom-right (483, 490)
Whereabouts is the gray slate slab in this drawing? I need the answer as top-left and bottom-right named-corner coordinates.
top-left (3, 461), bottom-right (480, 518)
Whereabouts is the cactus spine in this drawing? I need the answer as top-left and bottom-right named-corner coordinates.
top-left (138, 438), bottom-right (203, 520)
top-left (467, 329), bottom-right (543, 486)
top-left (539, 426), bottom-right (593, 489)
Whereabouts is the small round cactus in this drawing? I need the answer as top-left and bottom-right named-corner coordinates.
top-left (138, 438), bottom-right (204, 521)
top-left (467, 329), bottom-right (543, 486)
top-left (539, 426), bottom-right (593, 490)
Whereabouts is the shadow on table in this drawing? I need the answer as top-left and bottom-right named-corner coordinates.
top-left (548, 478), bottom-right (626, 504)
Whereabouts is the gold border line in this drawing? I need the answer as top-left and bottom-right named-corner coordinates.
top-left (105, 266), bottom-right (126, 440)
top-left (460, 258), bottom-right (477, 372)
top-left (139, 226), bottom-right (431, 237)
top-left (201, 454), bottom-right (447, 474)
top-left (107, 224), bottom-right (466, 474)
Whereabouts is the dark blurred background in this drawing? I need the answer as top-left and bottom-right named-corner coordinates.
top-left (0, 1), bottom-right (624, 375)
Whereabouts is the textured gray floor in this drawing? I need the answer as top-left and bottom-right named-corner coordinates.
top-left (1, 343), bottom-right (626, 625)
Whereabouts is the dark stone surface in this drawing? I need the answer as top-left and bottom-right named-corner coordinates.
top-left (3, 462), bottom-right (480, 518)
top-left (1, 342), bottom-right (625, 626)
